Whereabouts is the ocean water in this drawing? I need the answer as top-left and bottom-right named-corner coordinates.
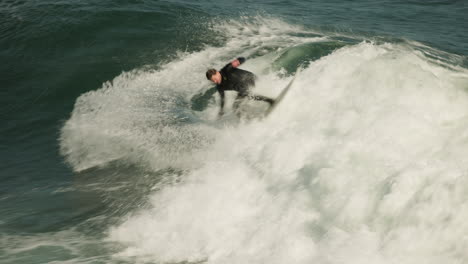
top-left (1, 0), bottom-right (468, 263)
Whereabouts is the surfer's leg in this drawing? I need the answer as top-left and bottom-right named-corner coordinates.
top-left (248, 94), bottom-right (275, 105)
top-left (233, 94), bottom-right (247, 118)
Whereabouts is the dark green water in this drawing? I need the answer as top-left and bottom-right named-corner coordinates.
top-left (1, 0), bottom-right (468, 263)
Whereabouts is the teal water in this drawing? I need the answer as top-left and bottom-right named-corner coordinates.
top-left (1, 1), bottom-right (468, 263)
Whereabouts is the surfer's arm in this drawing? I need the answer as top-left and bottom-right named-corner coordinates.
top-left (231, 57), bottom-right (245, 68)
top-left (221, 57), bottom-right (246, 72)
top-left (217, 88), bottom-right (225, 117)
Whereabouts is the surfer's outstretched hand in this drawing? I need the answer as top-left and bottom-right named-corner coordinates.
top-left (231, 57), bottom-right (245, 68)
top-left (231, 59), bottom-right (240, 68)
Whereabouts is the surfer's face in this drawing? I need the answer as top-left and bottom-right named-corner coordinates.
top-left (210, 71), bottom-right (222, 84)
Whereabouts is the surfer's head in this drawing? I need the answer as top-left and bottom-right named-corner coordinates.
top-left (206, 69), bottom-right (222, 84)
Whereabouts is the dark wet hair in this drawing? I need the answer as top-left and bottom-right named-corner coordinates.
top-left (206, 69), bottom-right (217, 80)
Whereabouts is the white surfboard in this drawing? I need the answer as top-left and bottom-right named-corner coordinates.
top-left (265, 71), bottom-right (299, 116)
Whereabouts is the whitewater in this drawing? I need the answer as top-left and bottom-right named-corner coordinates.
top-left (58, 17), bottom-right (468, 264)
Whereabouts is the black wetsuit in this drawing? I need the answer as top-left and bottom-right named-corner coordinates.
top-left (216, 57), bottom-right (274, 115)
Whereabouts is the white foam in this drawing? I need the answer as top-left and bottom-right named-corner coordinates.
top-left (59, 17), bottom-right (322, 172)
top-left (61, 16), bottom-right (468, 264)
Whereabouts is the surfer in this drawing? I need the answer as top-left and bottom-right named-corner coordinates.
top-left (206, 57), bottom-right (274, 117)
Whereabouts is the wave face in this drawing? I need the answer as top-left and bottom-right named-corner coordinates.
top-left (57, 16), bottom-right (468, 264)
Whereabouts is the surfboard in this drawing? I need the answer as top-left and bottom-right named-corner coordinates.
top-left (264, 71), bottom-right (298, 117)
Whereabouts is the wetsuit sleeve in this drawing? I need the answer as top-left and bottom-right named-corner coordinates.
top-left (237, 57), bottom-right (246, 64)
top-left (217, 87), bottom-right (225, 116)
top-left (221, 57), bottom-right (247, 73)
